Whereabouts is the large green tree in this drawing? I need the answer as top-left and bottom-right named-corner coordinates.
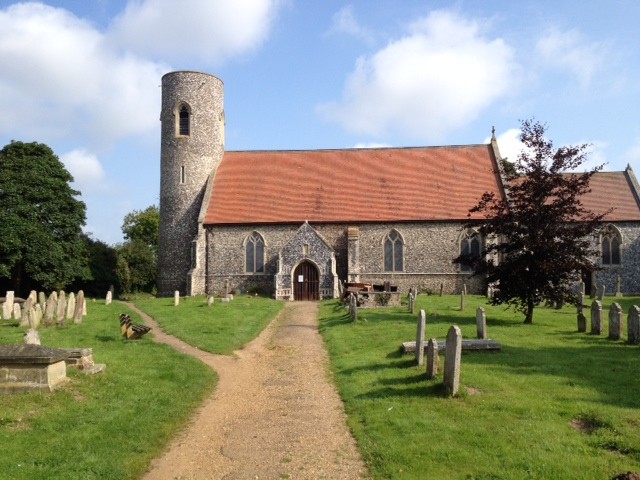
top-left (457, 120), bottom-right (608, 324)
top-left (0, 141), bottom-right (89, 294)
top-left (122, 205), bottom-right (159, 252)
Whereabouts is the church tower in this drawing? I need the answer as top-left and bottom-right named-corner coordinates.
top-left (157, 71), bottom-right (225, 295)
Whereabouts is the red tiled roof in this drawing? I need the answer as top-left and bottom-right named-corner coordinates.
top-left (204, 145), bottom-right (504, 225)
top-left (581, 171), bottom-right (640, 221)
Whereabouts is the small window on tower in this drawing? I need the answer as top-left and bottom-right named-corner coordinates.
top-left (180, 165), bottom-right (185, 184)
top-left (179, 105), bottom-right (190, 136)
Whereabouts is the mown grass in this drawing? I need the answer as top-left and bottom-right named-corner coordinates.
top-left (132, 295), bottom-right (285, 355)
top-left (319, 295), bottom-right (640, 480)
top-left (0, 295), bottom-right (283, 480)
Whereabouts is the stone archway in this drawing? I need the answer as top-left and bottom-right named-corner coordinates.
top-left (293, 260), bottom-right (320, 301)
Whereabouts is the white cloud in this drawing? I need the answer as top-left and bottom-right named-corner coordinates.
top-left (61, 149), bottom-right (107, 192)
top-left (326, 5), bottom-right (374, 44)
top-left (109, 0), bottom-right (283, 64)
top-left (535, 28), bottom-right (607, 88)
top-left (0, 2), bottom-right (166, 146)
top-left (318, 10), bottom-right (517, 141)
top-left (488, 128), bottom-right (524, 164)
top-left (353, 142), bottom-right (392, 149)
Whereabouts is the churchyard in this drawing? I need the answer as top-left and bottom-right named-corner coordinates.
top-left (2, 291), bottom-right (639, 479)
top-left (319, 294), bottom-right (640, 479)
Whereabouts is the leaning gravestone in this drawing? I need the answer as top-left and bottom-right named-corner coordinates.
top-left (426, 338), bottom-right (439, 379)
top-left (444, 325), bottom-right (462, 396)
top-left (628, 305), bottom-right (640, 345)
top-left (28, 290), bottom-right (37, 304)
top-left (476, 307), bottom-right (487, 340)
top-left (65, 292), bottom-right (76, 320)
top-left (608, 303), bottom-right (623, 340)
top-left (415, 309), bottom-right (426, 366)
top-left (591, 300), bottom-right (603, 335)
top-left (73, 291), bottom-right (85, 324)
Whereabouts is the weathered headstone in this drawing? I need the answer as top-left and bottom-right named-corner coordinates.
top-left (408, 291), bottom-right (415, 314)
top-left (3, 290), bottom-right (14, 319)
top-left (628, 305), bottom-right (640, 345)
top-left (460, 290), bottom-right (465, 311)
top-left (476, 307), bottom-right (487, 340)
top-left (439, 283), bottom-right (444, 297)
top-left (174, 290), bottom-right (180, 306)
top-left (596, 284), bottom-right (605, 302)
top-left (56, 291), bottom-right (67, 323)
top-left (38, 291), bottom-right (46, 310)
top-left (105, 291), bottom-right (112, 305)
top-left (24, 329), bottom-right (41, 345)
top-left (444, 325), bottom-right (462, 396)
top-left (462, 283), bottom-right (467, 295)
top-left (608, 302), bottom-right (623, 340)
top-left (6, 291), bottom-right (14, 306)
top-left (426, 338), bottom-right (439, 379)
top-left (221, 297), bottom-right (230, 303)
top-left (207, 296), bottom-right (214, 307)
top-left (44, 292), bottom-right (57, 326)
top-left (615, 275), bottom-right (622, 298)
top-left (32, 304), bottom-right (43, 329)
top-left (13, 303), bottom-right (21, 320)
top-left (415, 309), bottom-right (426, 366)
top-left (65, 292), bottom-right (76, 320)
top-left (73, 291), bottom-right (85, 324)
top-left (577, 313), bottom-right (587, 333)
top-left (228, 294), bottom-right (234, 301)
top-left (28, 290), bottom-right (37, 304)
top-left (20, 297), bottom-right (34, 327)
top-left (351, 293), bottom-right (358, 321)
top-left (590, 300), bottom-right (602, 335)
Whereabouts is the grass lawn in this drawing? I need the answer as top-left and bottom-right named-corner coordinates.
top-left (132, 295), bottom-right (285, 355)
top-left (0, 295), bottom-right (283, 479)
top-left (319, 295), bottom-right (640, 480)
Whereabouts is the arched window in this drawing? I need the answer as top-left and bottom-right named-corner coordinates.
top-left (178, 104), bottom-right (190, 136)
top-left (601, 224), bottom-right (621, 265)
top-left (460, 229), bottom-right (481, 272)
top-left (245, 232), bottom-right (265, 273)
top-left (384, 230), bottom-right (404, 272)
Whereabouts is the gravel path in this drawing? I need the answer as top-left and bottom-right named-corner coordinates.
top-left (124, 301), bottom-right (369, 480)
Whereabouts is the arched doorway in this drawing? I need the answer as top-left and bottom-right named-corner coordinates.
top-left (293, 260), bottom-right (319, 301)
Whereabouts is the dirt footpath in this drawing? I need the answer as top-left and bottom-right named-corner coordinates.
top-left (126, 301), bottom-right (369, 480)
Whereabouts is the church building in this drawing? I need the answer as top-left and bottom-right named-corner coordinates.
top-left (157, 71), bottom-right (640, 300)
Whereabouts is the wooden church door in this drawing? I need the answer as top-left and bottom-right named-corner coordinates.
top-left (293, 261), bottom-right (319, 301)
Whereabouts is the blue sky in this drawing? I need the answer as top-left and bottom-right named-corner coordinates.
top-left (0, 0), bottom-right (639, 244)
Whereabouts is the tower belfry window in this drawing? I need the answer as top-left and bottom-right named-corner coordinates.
top-left (179, 105), bottom-right (190, 136)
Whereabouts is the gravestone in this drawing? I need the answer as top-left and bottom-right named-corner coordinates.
top-left (460, 290), bottom-right (465, 311)
top-left (73, 291), bottom-right (85, 324)
top-left (579, 280), bottom-right (585, 296)
top-left (6, 290), bottom-right (14, 307)
top-left (596, 284), bottom-right (605, 302)
top-left (408, 291), bottom-right (415, 314)
top-left (577, 313), bottom-right (587, 333)
top-left (590, 300), bottom-right (602, 335)
top-left (221, 297), bottom-right (230, 303)
top-left (426, 338), bottom-right (439, 379)
top-left (608, 302), bottom-right (623, 340)
top-left (415, 309), bottom-right (426, 366)
top-left (439, 283), bottom-right (444, 297)
top-left (24, 329), bottom-right (41, 345)
top-left (32, 304), bottom-right (43, 329)
top-left (38, 291), bottom-right (46, 310)
top-left (444, 325), bottom-right (462, 396)
top-left (56, 291), bottom-right (67, 323)
top-left (174, 290), bottom-right (180, 306)
top-left (44, 292), bottom-right (57, 326)
top-left (615, 275), bottom-right (622, 298)
top-left (628, 305), bottom-right (640, 345)
top-left (13, 303), bottom-right (21, 321)
top-left (476, 307), bottom-right (487, 339)
top-left (105, 291), bottom-right (112, 305)
top-left (65, 292), bottom-right (76, 320)
top-left (28, 290), bottom-right (37, 304)
top-left (207, 296), bottom-right (214, 307)
top-left (20, 297), bottom-right (33, 327)
top-left (2, 301), bottom-right (10, 320)
top-left (351, 293), bottom-right (358, 321)
top-left (462, 283), bottom-right (467, 295)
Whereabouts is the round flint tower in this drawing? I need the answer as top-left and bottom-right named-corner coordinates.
top-left (157, 71), bottom-right (224, 295)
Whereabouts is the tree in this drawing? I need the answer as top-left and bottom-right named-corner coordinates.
top-left (122, 205), bottom-right (159, 252)
top-left (69, 234), bottom-right (118, 297)
top-left (0, 141), bottom-right (89, 294)
top-left (457, 120), bottom-right (609, 324)
top-left (116, 205), bottom-right (159, 295)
